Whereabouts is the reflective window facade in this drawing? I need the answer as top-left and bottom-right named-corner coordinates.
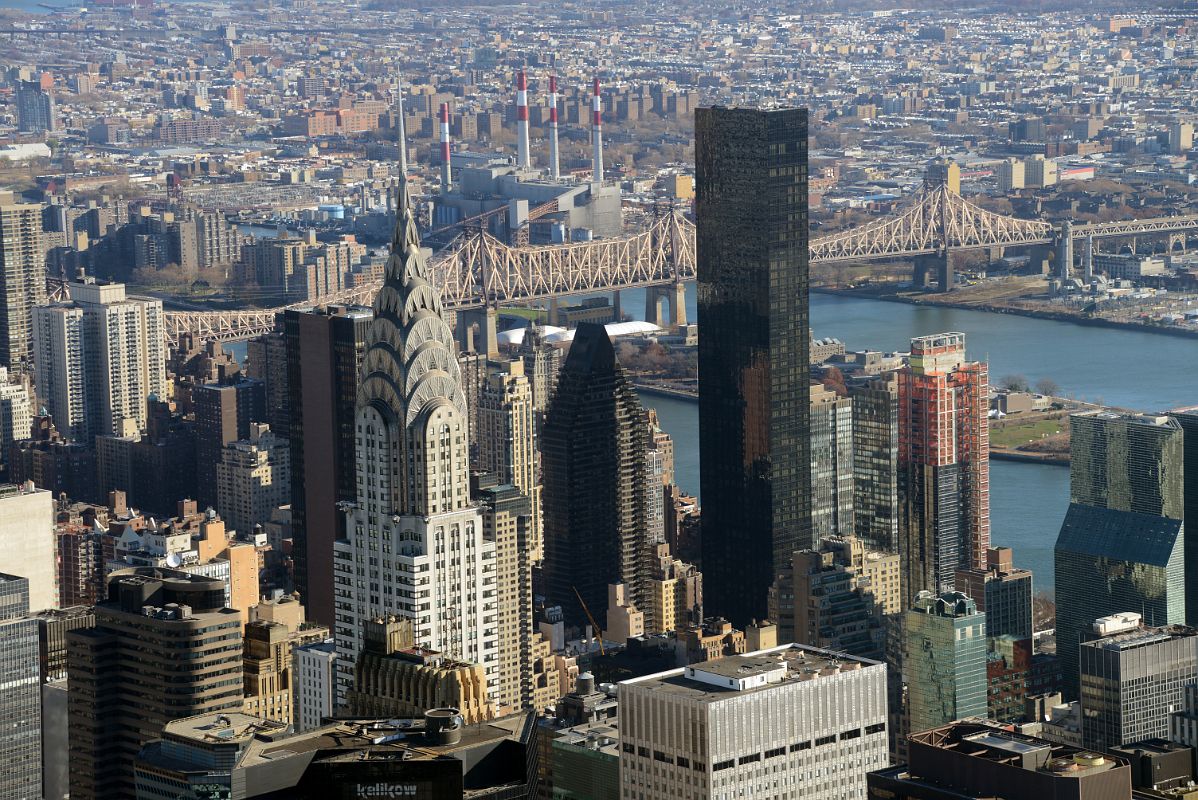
top-left (697, 106), bottom-right (810, 625)
top-left (1054, 502), bottom-right (1186, 698)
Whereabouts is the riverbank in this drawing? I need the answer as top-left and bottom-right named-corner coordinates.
top-left (813, 286), bottom-right (1198, 342)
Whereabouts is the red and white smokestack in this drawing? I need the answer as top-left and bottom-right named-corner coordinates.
top-left (548, 73), bottom-right (560, 180)
top-left (516, 69), bottom-right (530, 170)
top-left (591, 77), bottom-right (604, 181)
top-left (439, 102), bottom-right (452, 194)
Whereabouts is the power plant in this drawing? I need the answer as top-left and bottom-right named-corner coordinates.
top-left (429, 72), bottom-right (623, 245)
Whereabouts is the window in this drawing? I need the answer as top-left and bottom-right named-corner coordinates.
top-left (815, 735), bottom-right (836, 747)
top-left (738, 753), bottom-right (760, 765)
top-left (791, 741), bottom-right (811, 752)
top-left (840, 729), bottom-right (861, 741)
top-left (713, 760), bottom-right (734, 772)
top-left (765, 747), bottom-right (786, 759)
top-left (865, 723), bottom-right (886, 736)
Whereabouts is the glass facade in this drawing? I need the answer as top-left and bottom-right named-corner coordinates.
top-left (1171, 411), bottom-right (1198, 624)
top-left (1070, 412), bottom-right (1183, 519)
top-left (0, 575), bottom-right (38, 800)
top-left (542, 323), bottom-right (649, 627)
top-left (1054, 502), bottom-right (1186, 698)
top-left (697, 106), bottom-right (810, 625)
top-left (851, 377), bottom-right (899, 554)
top-left (904, 591), bottom-right (988, 735)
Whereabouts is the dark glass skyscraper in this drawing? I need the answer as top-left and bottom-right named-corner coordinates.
top-left (1174, 411), bottom-right (1198, 624)
top-left (542, 323), bottom-right (649, 628)
top-left (696, 106), bottom-right (809, 625)
top-left (284, 305), bottom-right (373, 627)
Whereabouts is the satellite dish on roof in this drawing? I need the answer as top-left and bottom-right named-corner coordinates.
top-left (166, 552), bottom-right (182, 568)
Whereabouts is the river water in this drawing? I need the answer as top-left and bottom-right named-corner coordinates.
top-left (614, 287), bottom-right (1198, 596)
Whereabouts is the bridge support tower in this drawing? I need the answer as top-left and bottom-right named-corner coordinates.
top-left (914, 252), bottom-right (955, 292)
top-left (458, 305), bottom-right (499, 358)
top-left (1057, 221), bottom-right (1074, 282)
top-left (645, 281), bottom-right (688, 329)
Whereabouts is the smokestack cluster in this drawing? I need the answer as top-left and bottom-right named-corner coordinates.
top-left (548, 74), bottom-right (560, 180)
top-left (516, 69), bottom-right (530, 170)
top-left (591, 77), bottom-right (604, 181)
top-left (439, 102), bottom-right (452, 194)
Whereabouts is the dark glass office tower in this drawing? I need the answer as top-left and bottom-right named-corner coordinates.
top-left (542, 323), bottom-right (649, 628)
top-left (1174, 411), bottom-right (1198, 624)
top-left (696, 106), bottom-right (809, 625)
top-left (284, 305), bottom-right (373, 626)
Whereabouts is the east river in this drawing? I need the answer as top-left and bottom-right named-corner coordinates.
top-left (617, 286), bottom-right (1198, 597)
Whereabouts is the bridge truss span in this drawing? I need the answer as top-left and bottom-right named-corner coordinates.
top-left (809, 183), bottom-right (1053, 263)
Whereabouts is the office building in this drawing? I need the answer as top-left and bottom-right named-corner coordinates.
top-left (477, 480), bottom-right (558, 715)
top-left (1175, 410), bottom-right (1198, 625)
top-left (868, 722), bottom-right (1135, 799)
top-left (955, 546), bottom-right (1033, 639)
top-left (697, 106), bottom-right (810, 626)
top-left (245, 329), bottom-right (289, 437)
top-left (16, 81), bottom-right (56, 133)
top-left (644, 545), bottom-right (703, 635)
top-left (134, 710), bottom-right (540, 798)
top-left (477, 359), bottom-right (541, 553)
top-left (0, 482), bottom-right (55, 611)
top-left (293, 639), bottom-right (335, 732)
top-left (0, 575), bottom-right (40, 800)
top-left (516, 325), bottom-right (562, 413)
top-left (851, 375), bottom-right (900, 553)
top-left (619, 644), bottom-right (888, 800)
top-left (1055, 410), bottom-right (1187, 696)
top-left (0, 368), bottom-right (30, 473)
top-left (810, 383), bottom-right (854, 539)
top-left (347, 615), bottom-right (494, 725)
top-left (215, 422), bottom-right (290, 536)
top-left (770, 535), bottom-right (899, 658)
top-left (897, 333), bottom-right (989, 607)
top-left (241, 620), bottom-right (294, 725)
top-left (905, 591), bottom-right (987, 735)
top-left (33, 279), bottom-right (166, 442)
top-left (543, 323), bottom-right (649, 627)
top-left (333, 185), bottom-right (497, 703)
top-left (1070, 412), bottom-right (1184, 520)
top-left (284, 304), bottom-right (372, 627)
top-left (67, 568), bottom-right (245, 799)
top-left (0, 197), bottom-right (44, 373)
top-left (192, 376), bottom-right (266, 508)
top-left (1079, 618), bottom-right (1198, 752)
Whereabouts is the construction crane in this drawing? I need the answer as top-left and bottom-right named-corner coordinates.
top-left (572, 585), bottom-right (605, 656)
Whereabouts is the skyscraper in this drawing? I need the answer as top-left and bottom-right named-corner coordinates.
top-left (32, 279), bottom-right (166, 442)
top-left (542, 323), bottom-right (649, 627)
top-left (332, 183), bottom-right (496, 702)
top-left (0, 482), bottom-right (56, 611)
top-left (0, 197), bottom-right (44, 372)
top-left (1056, 411), bottom-right (1187, 696)
top-left (810, 383), bottom-right (854, 539)
top-left (1174, 410), bottom-right (1198, 624)
top-left (67, 569), bottom-right (245, 799)
top-left (192, 376), bottom-right (266, 508)
top-left (215, 422), bottom-right (290, 537)
top-left (905, 591), bottom-right (988, 735)
top-left (897, 332), bottom-right (989, 607)
top-left (1055, 504), bottom-right (1185, 698)
top-left (696, 106), bottom-right (810, 625)
top-left (955, 546), bottom-right (1033, 640)
top-left (619, 644), bottom-right (888, 800)
top-left (1070, 411), bottom-right (1184, 519)
top-left (850, 375), bottom-right (899, 553)
top-left (1080, 618), bottom-right (1198, 752)
top-left (477, 359), bottom-right (541, 555)
top-left (284, 304), bottom-right (372, 627)
top-left (0, 574), bottom-right (40, 800)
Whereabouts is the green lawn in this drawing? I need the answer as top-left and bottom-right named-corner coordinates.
top-left (499, 307), bottom-right (545, 322)
top-left (990, 417), bottom-right (1065, 449)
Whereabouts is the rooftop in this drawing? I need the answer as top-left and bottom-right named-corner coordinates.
top-left (621, 643), bottom-right (880, 699)
top-left (164, 712), bottom-right (289, 746)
